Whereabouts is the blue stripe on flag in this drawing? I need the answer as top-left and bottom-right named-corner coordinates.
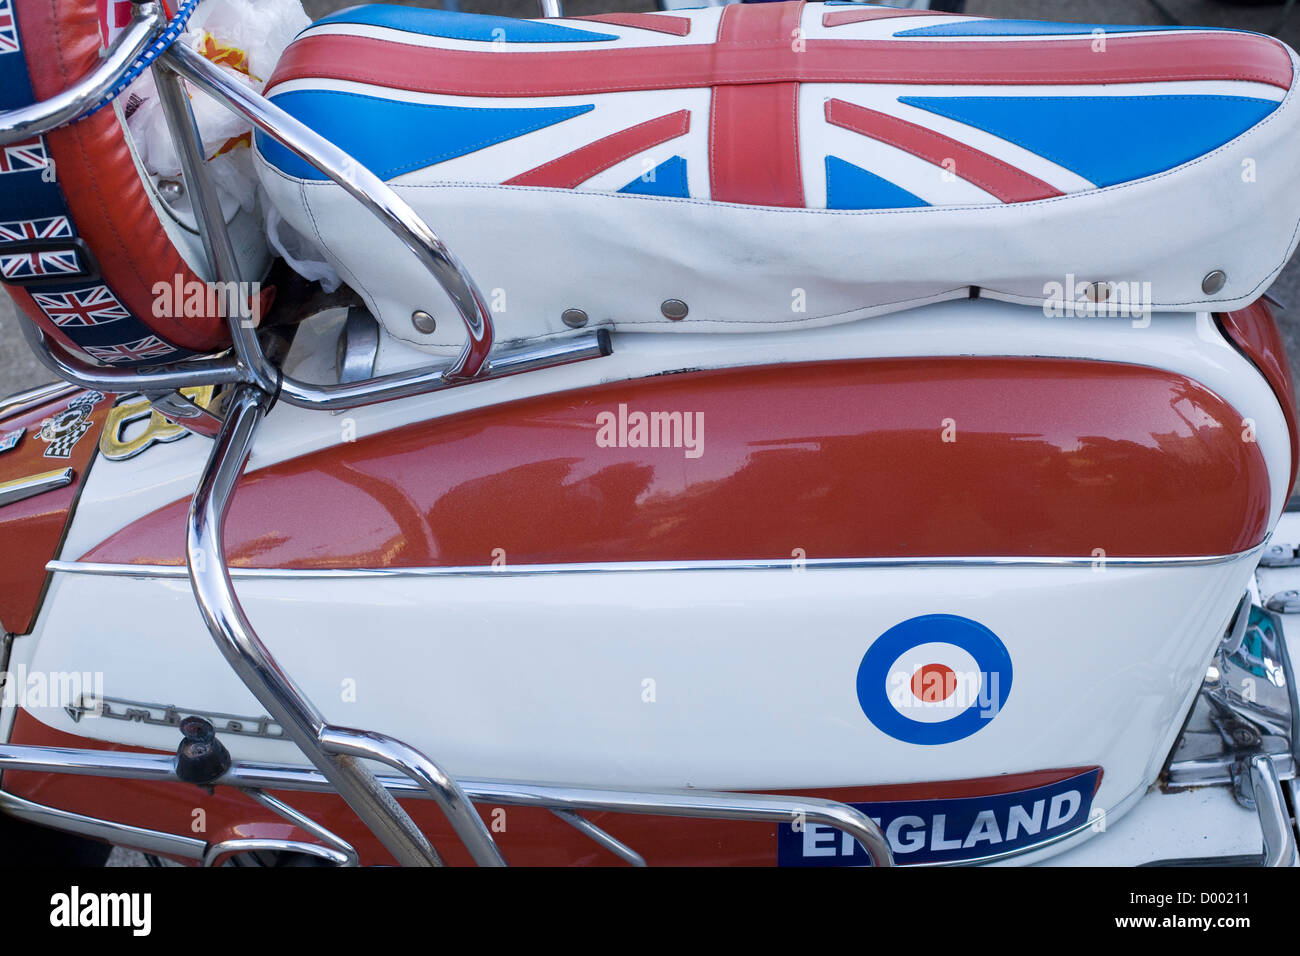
top-left (825, 156), bottom-right (929, 210)
top-left (619, 156), bottom-right (689, 198)
top-left (258, 91), bottom-right (593, 181)
top-left (899, 95), bottom-right (1278, 187)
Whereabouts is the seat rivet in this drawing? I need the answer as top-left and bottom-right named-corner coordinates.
top-left (1202, 270), bottom-right (1227, 295)
top-left (1082, 281), bottom-right (1110, 303)
top-left (561, 308), bottom-right (588, 329)
top-left (410, 310), bottom-right (437, 334)
top-left (157, 178), bottom-right (184, 202)
top-left (661, 299), bottom-right (689, 321)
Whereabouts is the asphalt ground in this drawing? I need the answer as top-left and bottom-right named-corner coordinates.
top-left (0, 0), bottom-right (1297, 865)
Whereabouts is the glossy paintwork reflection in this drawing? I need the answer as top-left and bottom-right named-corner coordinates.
top-left (85, 357), bottom-right (1271, 567)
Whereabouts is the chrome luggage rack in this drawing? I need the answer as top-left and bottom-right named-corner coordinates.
top-left (0, 0), bottom-right (895, 866)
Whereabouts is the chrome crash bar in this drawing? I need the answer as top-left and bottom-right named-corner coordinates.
top-left (0, 743), bottom-right (895, 867)
top-left (186, 384), bottom-right (500, 866)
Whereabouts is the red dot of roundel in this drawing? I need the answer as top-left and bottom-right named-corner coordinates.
top-left (911, 663), bottom-right (957, 703)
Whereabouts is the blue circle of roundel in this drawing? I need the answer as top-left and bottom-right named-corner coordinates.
top-left (855, 614), bottom-right (1013, 746)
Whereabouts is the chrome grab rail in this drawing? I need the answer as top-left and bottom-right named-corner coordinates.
top-left (0, 4), bottom-right (166, 145)
top-left (152, 60), bottom-right (280, 396)
top-left (161, 42), bottom-right (496, 383)
top-left (14, 313), bottom-right (249, 393)
top-left (0, 742), bottom-right (896, 867)
top-left (277, 329), bottom-right (611, 411)
top-left (0, 2), bottom-right (616, 409)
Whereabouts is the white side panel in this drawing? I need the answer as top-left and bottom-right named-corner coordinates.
top-left (22, 555), bottom-right (1255, 815)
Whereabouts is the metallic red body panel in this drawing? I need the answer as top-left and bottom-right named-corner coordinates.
top-left (1217, 300), bottom-right (1299, 493)
top-left (0, 389), bottom-right (109, 634)
top-left (2, 713), bottom-right (1099, 866)
top-left (84, 357), bottom-right (1270, 568)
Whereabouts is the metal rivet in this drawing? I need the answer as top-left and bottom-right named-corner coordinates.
top-left (157, 178), bottom-right (184, 202)
top-left (1202, 270), bottom-right (1227, 295)
top-left (561, 308), bottom-right (588, 329)
top-left (1082, 281), bottom-right (1110, 303)
top-left (661, 299), bottom-right (689, 321)
top-left (410, 310), bottom-right (437, 334)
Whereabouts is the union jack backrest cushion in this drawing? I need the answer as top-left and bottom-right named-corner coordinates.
top-left (254, 1), bottom-right (1300, 351)
top-left (0, 0), bottom-right (236, 366)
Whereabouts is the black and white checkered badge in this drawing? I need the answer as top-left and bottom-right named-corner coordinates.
top-left (38, 390), bottom-right (104, 459)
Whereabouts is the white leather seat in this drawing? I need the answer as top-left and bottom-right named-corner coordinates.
top-left (255, 2), bottom-right (1300, 355)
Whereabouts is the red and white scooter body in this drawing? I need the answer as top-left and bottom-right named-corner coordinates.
top-left (1, 0), bottom-right (1299, 866)
top-left (2, 293), bottom-right (1294, 865)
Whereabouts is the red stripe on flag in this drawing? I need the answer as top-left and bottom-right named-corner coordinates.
top-left (709, 3), bottom-right (805, 207)
top-left (575, 12), bottom-right (692, 37)
top-left (823, 9), bottom-right (957, 28)
top-left (825, 98), bottom-right (1064, 203)
top-left (710, 84), bottom-right (804, 206)
top-left (266, 30), bottom-right (1293, 97)
top-left (505, 110), bottom-right (690, 188)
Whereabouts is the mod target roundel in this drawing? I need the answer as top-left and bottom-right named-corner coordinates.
top-left (856, 614), bottom-right (1013, 745)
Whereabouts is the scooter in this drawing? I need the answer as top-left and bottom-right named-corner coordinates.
top-left (1, 0), bottom-right (1299, 867)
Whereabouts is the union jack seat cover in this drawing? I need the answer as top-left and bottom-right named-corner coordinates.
top-left (257, 1), bottom-right (1300, 352)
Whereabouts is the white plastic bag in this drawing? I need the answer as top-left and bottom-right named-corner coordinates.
top-left (124, 0), bottom-right (311, 218)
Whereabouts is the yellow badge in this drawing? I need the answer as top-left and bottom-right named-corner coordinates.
top-left (99, 387), bottom-right (216, 462)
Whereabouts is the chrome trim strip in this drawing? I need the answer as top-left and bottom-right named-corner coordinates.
top-left (47, 548), bottom-right (1262, 580)
top-left (0, 381), bottom-right (78, 420)
top-left (1, 468), bottom-right (74, 507)
top-left (0, 790), bottom-right (205, 860)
